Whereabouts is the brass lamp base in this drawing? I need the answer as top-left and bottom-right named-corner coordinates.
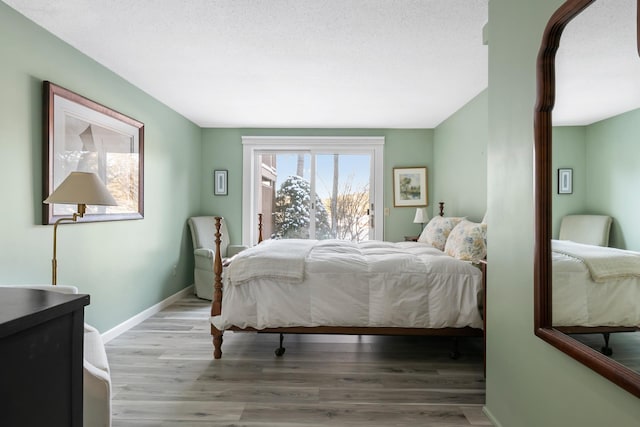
top-left (51, 203), bottom-right (86, 286)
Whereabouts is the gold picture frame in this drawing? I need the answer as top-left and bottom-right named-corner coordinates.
top-left (393, 167), bottom-right (427, 207)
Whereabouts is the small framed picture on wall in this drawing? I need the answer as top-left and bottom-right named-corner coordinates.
top-left (214, 170), bottom-right (228, 195)
top-left (558, 168), bottom-right (573, 194)
top-left (393, 166), bottom-right (428, 207)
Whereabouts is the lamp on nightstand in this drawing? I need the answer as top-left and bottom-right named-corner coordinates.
top-left (44, 172), bottom-right (117, 286)
top-left (413, 207), bottom-right (429, 233)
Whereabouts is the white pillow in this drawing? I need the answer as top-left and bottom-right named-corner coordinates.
top-left (444, 219), bottom-right (487, 261)
top-left (418, 216), bottom-right (464, 250)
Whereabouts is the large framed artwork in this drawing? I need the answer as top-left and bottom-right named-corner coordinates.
top-left (393, 166), bottom-right (428, 207)
top-left (43, 81), bottom-right (144, 224)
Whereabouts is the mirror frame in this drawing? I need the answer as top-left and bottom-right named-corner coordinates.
top-left (534, 0), bottom-right (640, 398)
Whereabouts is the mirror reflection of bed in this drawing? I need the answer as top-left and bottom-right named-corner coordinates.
top-left (552, 214), bottom-right (640, 359)
top-left (551, 0), bottom-right (640, 374)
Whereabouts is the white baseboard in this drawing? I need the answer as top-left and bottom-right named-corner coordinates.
top-left (101, 285), bottom-right (194, 343)
top-left (483, 406), bottom-right (502, 427)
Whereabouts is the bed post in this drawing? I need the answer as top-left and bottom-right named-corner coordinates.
top-left (438, 202), bottom-right (445, 216)
top-left (258, 213), bottom-right (263, 243)
top-left (479, 259), bottom-right (487, 377)
top-left (211, 216), bottom-right (224, 359)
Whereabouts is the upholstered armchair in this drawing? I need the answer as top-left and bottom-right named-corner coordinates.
top-left (188, 216), bottom-right (247, 300)
top-left (558, 214), bottom-right (613, 247)
top-left (82, 323), bottom-right (111, 427)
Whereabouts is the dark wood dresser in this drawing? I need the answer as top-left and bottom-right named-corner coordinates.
top-left (0, 288), bottom-right (90, 427)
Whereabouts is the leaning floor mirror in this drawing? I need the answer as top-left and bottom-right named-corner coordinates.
top-left (534, 0), bottom-right (640, 398)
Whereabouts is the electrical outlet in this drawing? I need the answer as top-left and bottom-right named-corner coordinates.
top-left (384, 208), bottom-right (390, 216)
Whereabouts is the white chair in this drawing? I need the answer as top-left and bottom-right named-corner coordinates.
top-left (0, 285), bottom-right (111, 427)
top-left (558, 214), bottom-right (613, 246)
top-left (188, 216), bottom-right (247, 300)
top-left (82, 323), bottom-right (111, 427)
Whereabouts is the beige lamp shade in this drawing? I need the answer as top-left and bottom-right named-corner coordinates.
top-left (413, 207), bottom-right (428, 224)
top-left (44, 172), bottom-right (117, 206)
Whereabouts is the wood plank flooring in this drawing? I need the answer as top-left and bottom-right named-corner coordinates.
top-left (570, 331), bottom-right (640, 374)
top-left (106, 293), bottom-right (491, 426)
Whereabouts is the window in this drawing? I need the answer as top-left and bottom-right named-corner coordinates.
top-left (242, 136), bottom-right (384, 245)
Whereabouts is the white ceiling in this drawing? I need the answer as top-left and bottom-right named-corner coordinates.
top-left (555, 0), bottom-right (640, 126)
top-left (3, 0), bottom-right (488, 128)
top-left (3, 0), bottom-right (639, 128)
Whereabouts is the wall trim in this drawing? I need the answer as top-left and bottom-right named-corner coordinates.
top-left (101, 285), bottom-right (194, 343)
top-left (482, 406), bottom-right (502, 427)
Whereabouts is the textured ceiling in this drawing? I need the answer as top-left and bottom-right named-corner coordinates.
top-left (3, 0), bottom-right (488, 128)
top-left (3, 0), bottom-right (639, 128)
top-left (555, 0), bottom-right (640, 126)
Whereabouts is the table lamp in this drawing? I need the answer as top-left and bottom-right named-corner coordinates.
top-left (44, 172), bottom-right (117, 285)
top-left (413, 207), bottom-right (429, 233)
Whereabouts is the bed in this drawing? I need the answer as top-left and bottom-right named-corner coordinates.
top-left (552, 239), bottom-right (640, 354)
top-left (208, 210), bottom-right (487, 361)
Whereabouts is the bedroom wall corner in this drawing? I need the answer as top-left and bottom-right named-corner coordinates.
top-left (200, 128), bottom-right (434, 243)
top-left (0, 2), bottom-right (202, 332)
top-left (585, 108), bottom-right (640, 250)
top-left (433, 89), bottom-right (488, 221)
top-left (381, 129), bottom-right (434, 241)
top-left (552, 125), bottom-right (587, 237)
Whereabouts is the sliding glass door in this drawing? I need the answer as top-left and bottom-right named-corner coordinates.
top-left (315, 153), bottom-right (371, 241)
top-left (242, 137), bottom-right (384, 245)
top-left (257, 151), bottom-right (371, 241)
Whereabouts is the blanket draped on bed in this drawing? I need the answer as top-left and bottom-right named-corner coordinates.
top-left (227, 239), bottom-right (314, 285)
top-left (552, 239), bottom-right (640, 283)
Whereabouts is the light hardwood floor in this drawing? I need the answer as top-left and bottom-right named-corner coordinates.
top-left (106, 293), bottom-right (491, 426)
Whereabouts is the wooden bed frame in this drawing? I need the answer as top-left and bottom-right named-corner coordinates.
top-left (210, 204), bottom-right (487, 364)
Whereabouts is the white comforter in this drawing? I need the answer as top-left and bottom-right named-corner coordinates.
top-left (552, 240), bottom-right (640, 327)
top-left (211, 239), bottom-right (483, 330)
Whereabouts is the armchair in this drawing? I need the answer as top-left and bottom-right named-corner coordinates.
top-left (558, 214), bottom-right (613, 247)
top-left (188, 216), bottom-right (247, 300)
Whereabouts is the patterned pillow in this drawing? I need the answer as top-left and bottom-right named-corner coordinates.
top-left (444, 219), bottom-right (487, 261)
top-left (418, 216), bottom-right (464, 250)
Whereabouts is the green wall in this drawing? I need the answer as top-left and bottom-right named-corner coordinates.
top-left (551, 108), bottom-right (640, 249)
top-left (486, 0), bottom-right (640, 426)
top-left (552, 126), bottom-right (587, 237)
top-left (0, 3), bottom-right (202, 331)
top-left (433, 89), bottom-right (488, 221)
top-left (6, 1), bottom-right (640, 424)
top-left (201, 128), bottom-right (434, 243)
top-left (586, 108), bottom-right (640, 250)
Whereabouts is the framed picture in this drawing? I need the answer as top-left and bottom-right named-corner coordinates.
top-left (393, 167), bottom-right (428, 207)
top-left (43, 81), bottom-right (144, 224)
top-left (558, 168), bottom-right (573, 194)
top-left (214, 170), bottom-right (228, 195)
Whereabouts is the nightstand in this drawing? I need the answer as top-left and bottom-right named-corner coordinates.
top-left (404, 235), bottom-right (419, 242)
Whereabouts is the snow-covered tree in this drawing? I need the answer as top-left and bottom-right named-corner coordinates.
top-left (323, 180), bottom-right (370, 242)
top-left (273, 176), bottom-right (331, 239)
